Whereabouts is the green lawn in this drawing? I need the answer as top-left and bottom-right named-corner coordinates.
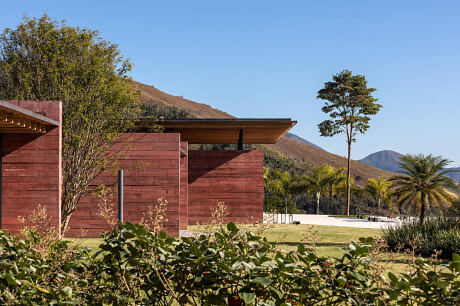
top-left (247, 224), bottom-right (379, 256)
top-left (75, 238), bottom-right (102, 252)
top-left (73, 224), bottom-right (419, 275)
top-left (73, 224), bottom-right (380, 258)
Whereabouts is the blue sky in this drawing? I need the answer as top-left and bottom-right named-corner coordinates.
top-left (2, 1), bottom-right (460, 165)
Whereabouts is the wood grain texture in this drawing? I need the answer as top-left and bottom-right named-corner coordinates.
top-left (180, 141), bottom-right (188, 230)
top-left (188, 150), bottom-right (263, 225)
top-left (66, 133), bottom-right (181, 237)
top-left (1, 101), bottom-right (62, 232)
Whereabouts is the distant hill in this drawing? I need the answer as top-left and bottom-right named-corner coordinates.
top-left (359, 150), bottom-right (403, 173)
top-left (268, 137), bottom-right (393, 184)
top-left (133, 81), bottom-right (394, 183)
top-left (448, 168), bottom-right (460, 182)
top-left (360, 150), bottom-right (460, 182)
top-left (284, 132), bottom-right (323, 150)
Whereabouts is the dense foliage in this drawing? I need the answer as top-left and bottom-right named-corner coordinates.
top-left (383, 217), bottom-right (460, 259)
top-left (139, 103), bottom-right (195, 119)
top-left (298, 164), bottom-right (346, 215)
top-left (0, 15), bottom-right (138, 233)
top-left (263, 167), bottom-right (299, 214)
top-left (263, 147), bottom-right (311, 175)
top-left (365, 177), bottom-right (392, 211)
top-left (1, 223), bottom-right (460, 305)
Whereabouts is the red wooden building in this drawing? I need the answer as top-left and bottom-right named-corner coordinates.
top-left (0, 100), bottom-right (295, 237)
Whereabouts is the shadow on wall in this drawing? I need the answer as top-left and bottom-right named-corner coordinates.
top-left (188, 150), bottom-right (247, 183)
top-left (2, 133), bottom-right (42, 156)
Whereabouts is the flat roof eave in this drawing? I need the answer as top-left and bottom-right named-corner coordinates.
top-left (0, 100), bottom-right (59, 134)
top-left (135, 118), bottom-right (297, 144)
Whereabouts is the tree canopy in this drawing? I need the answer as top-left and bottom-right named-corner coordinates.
top-left (317, 70), bottom-right (381, 216)
top-left (0, 14), bottom-right (138, 233)
top-left (300, 164), bottom-right (340, 215)
top-left (365, 177), bottom-right (392, 211)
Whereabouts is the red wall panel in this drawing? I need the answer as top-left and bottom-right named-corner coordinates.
top-left (188, 150), bottom-right (263, 225)
top-left (179, 141), bottom-right (188, 230)
top-left (1, 101), bottom-right (62, 232)
top-left (67, 133), bottom-right (181, 237)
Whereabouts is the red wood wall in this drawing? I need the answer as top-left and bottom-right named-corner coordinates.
top-left (188, 150), bottom-right (264, 225)
top-left (179, 141), bottom-right (188, 230)
top-left (0, 106), bottom-right (266, 237)
top-left (66, 133), bottom-right (181, 237)
top-left (1, 101), bottom-right (62, 232)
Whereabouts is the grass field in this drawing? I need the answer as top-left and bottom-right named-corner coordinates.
top-left (75, 224), bottom-right (381, 257)
top-left (240, 224), bottom-right (380, 257)
top-left (75, 224), bottom-right (419, 274)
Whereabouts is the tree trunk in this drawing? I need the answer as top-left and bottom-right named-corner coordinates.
top-left (420, 192), bottom-right (427, 224)
top-left (316, 192), bottom-right (321, 215)
top-left (60, 192), bottom-right (83, 236)
top-left (346, 140), bottom-right (351, 216)
top-left (378, 197), bottom-right (381, 210)
top-left (285, 198), bottom-right (288, 224)
top-left (60, 213), bottom-right (72, 237)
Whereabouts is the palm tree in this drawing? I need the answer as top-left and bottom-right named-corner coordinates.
top-left (264, 167), bottom-right (299, 219)
top-left (326, 167), bottom-right (346, 201)
top-left (302, 164), bottom-right (333, 215)
top-left (390, 154), bottom-right (459, 223)
top-left (365, 177), bottom-right (392, 210)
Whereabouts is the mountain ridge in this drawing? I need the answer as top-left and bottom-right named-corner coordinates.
top-left (284, 132), bottom-right (324, 150)
top-left (360, 150), bottom-right (460, 181)
top-left (359, 150), bottom-right (403, 173)
top-left (134, 81), bottom-right (394, 183)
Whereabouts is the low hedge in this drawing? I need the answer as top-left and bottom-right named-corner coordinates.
top-left (0, 222), bottom-right (459, 305)
top-left (382, 217), bottom-right (460, 259)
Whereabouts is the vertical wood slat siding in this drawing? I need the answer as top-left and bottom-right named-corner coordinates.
top-left (1, 101), bottom-right (62, 232)
top-left (188, 150), bottom-right (263, 225)
top-left (180, 141), bottom-right (188, 230)
top-left (66, 133), bottom-right (181, 237)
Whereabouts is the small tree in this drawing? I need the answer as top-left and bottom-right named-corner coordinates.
top-left (325, 166), bottom-right (345, 200)
top-left (317, 70), bottom-right (381, 216)
top-left (390, 154), bottom-right (459, 223)
top-left (0, 15), bottom-right (138, 234)
top-left (264, 167), bottom-right (299, 218)
top-left (302, 164), bottom-right (333, 215)
top-left (365, 177), bottom-right (392, 210)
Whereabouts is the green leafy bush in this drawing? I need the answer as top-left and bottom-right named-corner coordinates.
top-left (383, 217), bottom-right (460, 258)
top-left (0, 230), bottom-right (90, 304)
top-left (1, 222), bottom-right (460, 304)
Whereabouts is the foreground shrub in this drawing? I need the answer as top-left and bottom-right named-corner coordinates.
top-left (383, 217), bottom-right (460, 258)
top-left (0, 230), bottom-right (90, 304)
top-left (1, 222), bottom-right (460, 304)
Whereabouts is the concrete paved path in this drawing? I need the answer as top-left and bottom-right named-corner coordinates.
top-left (264, 213), bottom-right (402, 229)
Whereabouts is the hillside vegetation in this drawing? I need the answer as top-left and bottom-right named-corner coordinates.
top-left (134, 81), bottom-right (233, 119)
top-left (133, 81), bottom-right (393, 184)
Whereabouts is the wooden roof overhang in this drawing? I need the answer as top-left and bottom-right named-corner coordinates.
top-left (0, 100), bottom-right (59, 134)
top-left (136, 118), bottom-right (296, 144)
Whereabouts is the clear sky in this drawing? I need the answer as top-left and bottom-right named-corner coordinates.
top-left (2, 1), bottom-right (460, 165)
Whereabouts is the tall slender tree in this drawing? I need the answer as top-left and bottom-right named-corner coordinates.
top-left (390, 154), bottom-right (459, 223)
top-left (317, 70), bottom-right (382, 215)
